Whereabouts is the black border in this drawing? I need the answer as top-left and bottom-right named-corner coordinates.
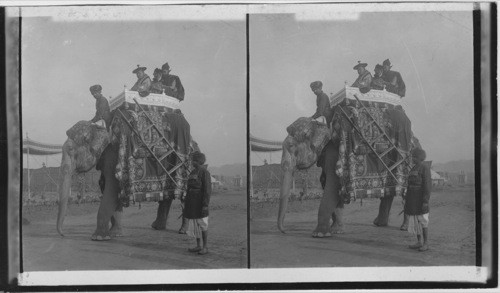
top-left (246, 12), bottom-right (251, 269)
top-left (487, 1), bottom-right (498, 288)
top-left (18, 6), bottom-right (23, 276)
top-left (0, 6), bottom-right (8, 290)
top-left (473, 2), bottom-right (482, 268)
top-left (2, 2), bottom-right (498, 291)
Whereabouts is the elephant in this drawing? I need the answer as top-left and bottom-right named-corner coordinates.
top-left (57, 110), bottom-right (195, 240)
top-left (277, 117), bottom-right (410, 237)
top-left (56, 120), bottom-right (122, 240)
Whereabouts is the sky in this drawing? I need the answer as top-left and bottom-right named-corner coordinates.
top-left (21, 6), bottom-right (246, 168)
top-left (249, 4), bottom-right (475, 166)
top-left (20, 4), bottom-right (476, 169)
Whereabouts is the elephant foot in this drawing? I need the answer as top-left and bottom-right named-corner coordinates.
top-left (92, 227), bottom-right (112, 241)
top-left (91, 234), bottom-right (112, 241)
top-left (312, 231), bottom-right (332, 238)
top-left (400, 224), bottom-right (408, 231)
top-left (373, 217), bottom-right (388, 227)
top-left (151, 220), bottom-right (166, 231)
top-left (312, 225), bottom-right (332, 238)
top-left (331, 223), bottom-right (345, 234)
top-left (110, 227), bottom-right (123, 237)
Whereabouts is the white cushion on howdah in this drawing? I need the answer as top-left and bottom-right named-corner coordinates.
top-left (329, 86), bottom-right (402, 107)
top-left (109, 90), bottom-right (180, 111)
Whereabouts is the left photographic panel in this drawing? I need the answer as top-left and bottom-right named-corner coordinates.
top-left (19, 5), bottom-right (247, 276)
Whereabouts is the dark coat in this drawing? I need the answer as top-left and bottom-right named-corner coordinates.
top-left (382, 70), bottom-right (406, 97)
top-left (90, 94), bottom-right (111, 130)
top-left (404, 162), bottom-right (431, 215)
top-left (311, 91), bottom-right (334, 125)
top-left (162, 74), bottom-right (185, 101)
top-left (183, 165), bottom-right (212, 219)
top-left (352, 70), bottom-right (372, 93)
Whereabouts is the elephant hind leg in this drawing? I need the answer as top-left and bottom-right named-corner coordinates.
top-left (151, 198), bottom-right (173, 230)
top-left (110, 211), bottom-right (123, 237)
top-left (373, 196), bottom-right (394, 227)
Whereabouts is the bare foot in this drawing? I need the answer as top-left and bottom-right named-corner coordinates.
top-left (198, 248), bottom-right (208, 255)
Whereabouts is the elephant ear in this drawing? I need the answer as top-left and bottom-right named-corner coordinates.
top-left (286, 117), bottom-right (317, 143)
top-left (310, 124), bottom-right (331, 156)
top-left (66, 120), bottom-right (93, 145)
top-left (66, 121), bottom-right (110, 172)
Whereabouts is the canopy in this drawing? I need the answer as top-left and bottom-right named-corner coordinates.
top-left (250, 135), bottom-right (282, 152)
top-left (23, 138), bottom-right (63, 155)
top-left (430, 169), bottom-right (443, 180)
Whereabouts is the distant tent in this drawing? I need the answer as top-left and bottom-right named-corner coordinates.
top-left (430, 169), bottom-right (442, 180)
top-left (430, 169), bottom-right (445, 186)
top-left (23, 138), bottom-right (63, 155)
top-left (211, 175), bottom-right (222, 185)
top-left (250, 134), bottom-right (282, 152)
top-left (23, 136), bottom-right (63, 200)
top-left (211, 175), bottom-right (222, 190)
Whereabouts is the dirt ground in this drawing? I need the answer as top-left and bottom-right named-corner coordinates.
top-left (22, 190), bottom-right (247, 271)
top-left (250, 186), bottom-right (476, 268)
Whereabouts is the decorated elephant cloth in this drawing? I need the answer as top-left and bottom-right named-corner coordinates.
top-left (333, 100), bottom-right (414, 200)
top-left (111, 105), bottom-right (192, 205)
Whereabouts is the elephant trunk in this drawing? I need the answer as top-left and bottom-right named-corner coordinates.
top-left (277, 168), bottom-right (293, 233)
top-left (57, 140), bottom-right (75, 236)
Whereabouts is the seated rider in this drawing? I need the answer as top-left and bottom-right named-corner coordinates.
top-left (310, 81), bottom-right (334, 127)
top-left (89, 84), bottom-right (111, 130)
top-left (131, 65), bottom-right (152, 97)
top-left (351, 61), bottom-right (372, 94)
top-left (382, 59), bottom-right (406, 97)
top-left (161, 62), bottom-right (185, 101)
top-left (150, 68), bottom-right (166, 94)
top-left (371, 64), bottom-right (386, 90)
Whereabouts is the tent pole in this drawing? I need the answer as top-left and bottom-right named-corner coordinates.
top-left (249, 164), bottom-right (253, 199)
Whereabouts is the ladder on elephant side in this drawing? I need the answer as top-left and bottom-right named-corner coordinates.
top-left (335, 94), bottom-right (411, 183)
top-left (116, 98), bottom-right (189, 187)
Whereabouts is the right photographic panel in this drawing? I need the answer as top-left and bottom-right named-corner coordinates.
top-left (249, 3), bottom-right (479, 271)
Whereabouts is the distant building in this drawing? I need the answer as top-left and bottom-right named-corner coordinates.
top-left (233, 175), bottom-right (243, 187)
top-left (458, 171), bottom-right (467, 184)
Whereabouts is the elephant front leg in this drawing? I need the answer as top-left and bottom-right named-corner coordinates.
top-left (151, 198), bottom-right (173, 230)
top-left (110, 210), bottom-right (123, 237)
top-left (312, 164), bottom-right (339, 236)
top-left (313, 142), bottom-right (340, 238)
top-left (313, 188), bottom-right (336, 237)
top-left (332, 205), bottom-right (345, 234)
top-left (92, 189), bottom-right (118, 241)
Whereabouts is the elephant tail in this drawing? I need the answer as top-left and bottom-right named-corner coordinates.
top-left (57, 140), bottom-right (75, 236)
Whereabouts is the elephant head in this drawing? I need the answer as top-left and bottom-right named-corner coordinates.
top-left (57, 120), bottom-right (110, 236)
top-left (278, 117), bottom-right (332, 233)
